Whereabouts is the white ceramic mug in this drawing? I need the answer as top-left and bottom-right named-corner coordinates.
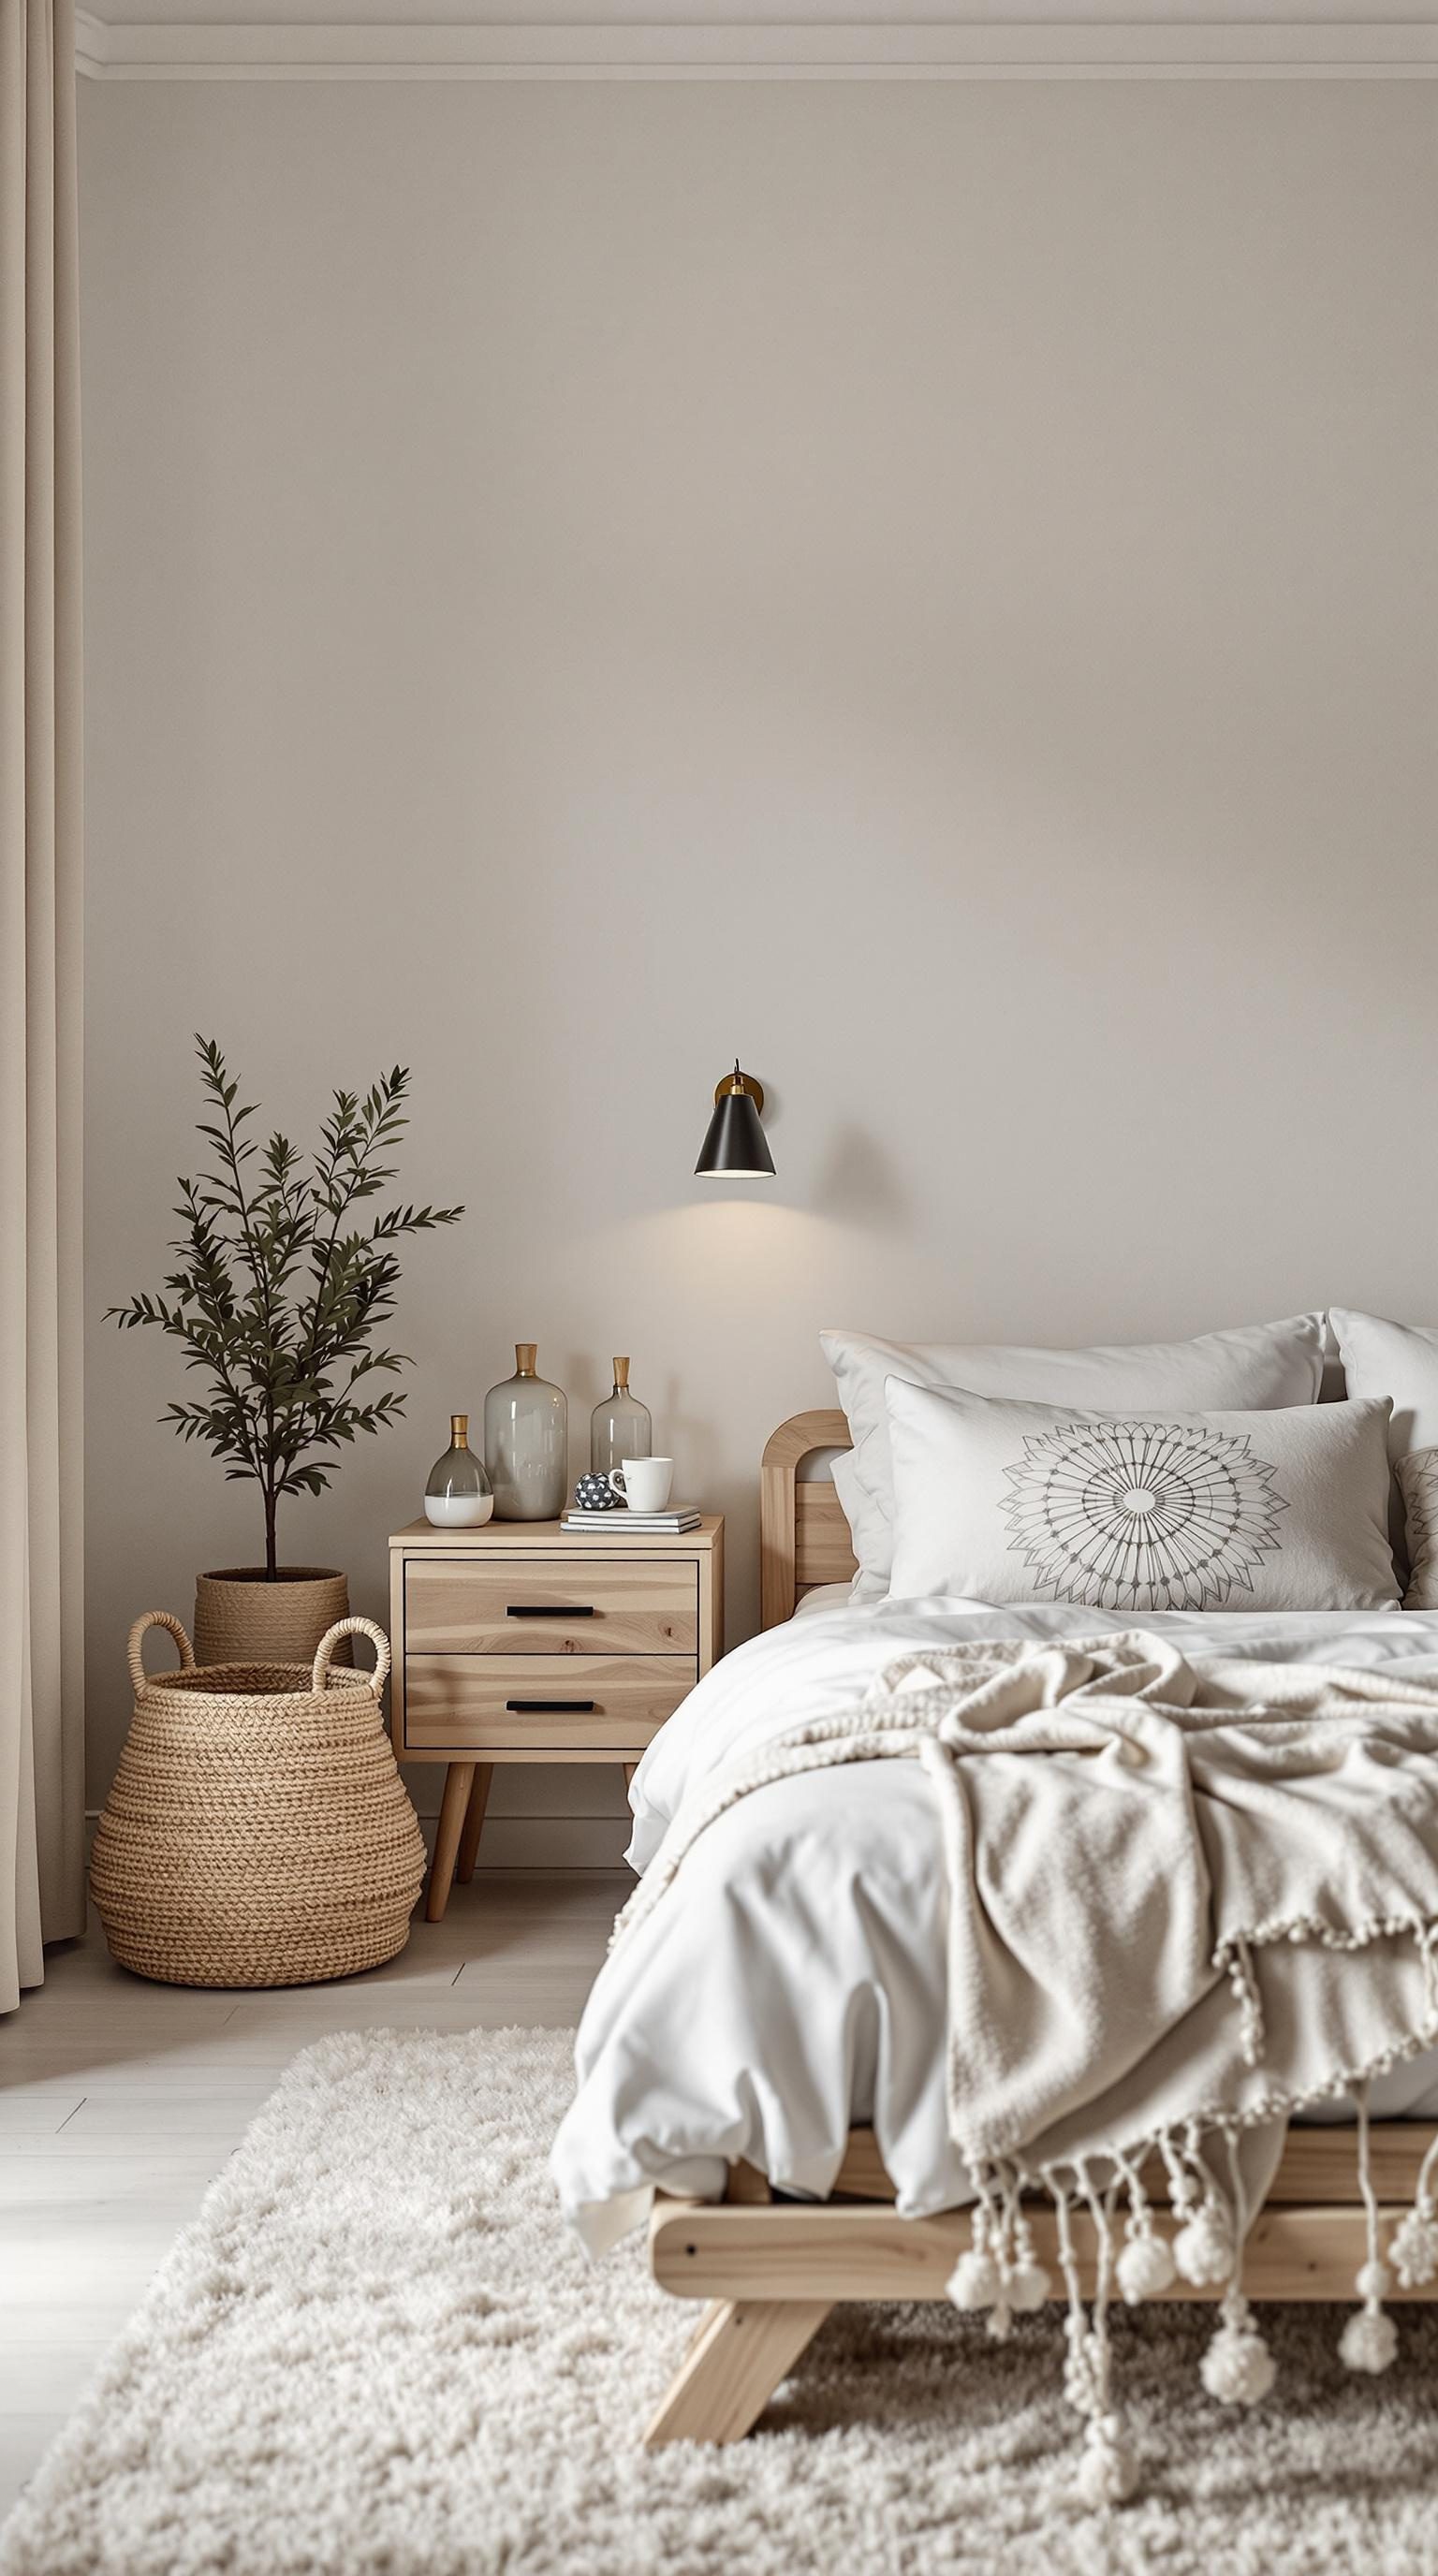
top-left (609, 1456), bottom-right (674, 1512)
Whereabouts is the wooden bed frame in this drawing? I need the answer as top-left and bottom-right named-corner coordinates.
top-left (641, 1412), bottom-right (1438, 2450)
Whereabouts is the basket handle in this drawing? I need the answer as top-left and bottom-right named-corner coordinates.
top-left (127, 1612), bottom-right (196, 1696)
top-left (313, 1617), bottom-right (390, 1700)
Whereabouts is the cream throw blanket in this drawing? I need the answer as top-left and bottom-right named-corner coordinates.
top-left (614, 1632), bottom-right (1438, 2501)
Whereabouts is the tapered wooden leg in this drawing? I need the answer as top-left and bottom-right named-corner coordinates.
top-left (623, 1763), bottom-right (638, 1792)
top-left (426, 1762), bottom-right (476, 1923)
top-left (642, 2300), bottom-right (831, 2448)
top-left (456, 1764), bottom-right (492, 1883)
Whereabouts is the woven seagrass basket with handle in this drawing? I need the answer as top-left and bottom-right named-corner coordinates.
top-left (91, 1615), bottom-right (426, 1988)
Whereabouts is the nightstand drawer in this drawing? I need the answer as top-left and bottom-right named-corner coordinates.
top-left (405, 1557), bottom-right (697, 1658)
top-left (404, 1654), bottom-right (697, 1750)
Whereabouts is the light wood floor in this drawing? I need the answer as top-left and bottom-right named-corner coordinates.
top-left (0, 1873), bottom-right (624, 2524)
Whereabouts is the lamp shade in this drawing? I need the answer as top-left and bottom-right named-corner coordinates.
top-left (695, 1065), bottom-right (775, 1178)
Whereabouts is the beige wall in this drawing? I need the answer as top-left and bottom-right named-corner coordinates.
top-left (78, 80), bottom-right (1438, 1851)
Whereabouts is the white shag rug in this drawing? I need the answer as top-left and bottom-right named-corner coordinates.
top-left (4, 2029), bottom-right (1438, 2576)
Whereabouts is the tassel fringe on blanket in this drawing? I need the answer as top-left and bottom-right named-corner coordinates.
top-left (610, 1630), bottom-right (1438, 2504)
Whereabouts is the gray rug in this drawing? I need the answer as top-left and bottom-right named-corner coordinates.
top-left (3, 2027), bottom-right (1437, 2575)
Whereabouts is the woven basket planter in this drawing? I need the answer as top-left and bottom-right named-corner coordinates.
top-left (91, 1614), bottom-right (426, 1989)
top-left (194, 1566), bottom-right (351, 1668)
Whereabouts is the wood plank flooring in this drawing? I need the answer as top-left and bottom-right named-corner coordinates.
top-left (0, 1873), bottom-right (624, 2523)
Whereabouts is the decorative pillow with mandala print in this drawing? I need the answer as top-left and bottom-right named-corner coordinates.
top-left (885, 1378), bottom-right (1400, 1614)
top-left (821, 1316), bottom-right (1327, 1603)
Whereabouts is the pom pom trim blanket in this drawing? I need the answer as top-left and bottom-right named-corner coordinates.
top-left (614, 1632), bottom-right (1438, 2498)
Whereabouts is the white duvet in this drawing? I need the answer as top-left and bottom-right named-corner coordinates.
top-left (552, 1596), bottom-right (1438, 2252)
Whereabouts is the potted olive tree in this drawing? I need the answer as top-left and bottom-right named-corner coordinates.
top-left (110, 1037), bottom-right (462, 1666)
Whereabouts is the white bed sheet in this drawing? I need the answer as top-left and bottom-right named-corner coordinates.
top-left (791, 1580), bottom-right (858, 1617)
top-left (552, 1598), bottom-right (1438, 2251)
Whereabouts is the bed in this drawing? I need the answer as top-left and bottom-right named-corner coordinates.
top-left (553, 1407), bottom-right (1438, 2462)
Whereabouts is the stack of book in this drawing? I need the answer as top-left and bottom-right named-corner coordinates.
top-left (561, 1506), bottom-right (701, 1533)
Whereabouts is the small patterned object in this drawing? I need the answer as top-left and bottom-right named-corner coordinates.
top-left (573, 1472), bottom-right (623, 1514)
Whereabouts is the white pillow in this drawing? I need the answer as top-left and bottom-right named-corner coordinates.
top-left (821, 1317), bottom-right (1327, 1597)
top-left (1329, 1312), bottom-right (1438, 1458)
top-left (886, 1378), bottom-right (1398, 1614)
top-left (1328, 1310), bottom-right (1438, 1567)
top-left (829, 1450), bottom-right (872, 1598)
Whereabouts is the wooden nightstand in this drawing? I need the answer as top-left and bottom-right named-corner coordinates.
top-left (388, 1515), bottom-right (724, 1920)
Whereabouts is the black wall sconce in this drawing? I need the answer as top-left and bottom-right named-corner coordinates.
top-left (695, 1062), bottom-right (775, 1178)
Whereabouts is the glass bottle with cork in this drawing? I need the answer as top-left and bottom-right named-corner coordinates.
top-left (423, 1414), bottom-right (494, 1528)
top-left (590, 1357), bottom-right (653, 1479)
top-left (484, 1344), bottom-right (569, 1520)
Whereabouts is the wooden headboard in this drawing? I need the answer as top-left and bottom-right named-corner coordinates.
top-left (759, 1411), bottom-right (858, 1627)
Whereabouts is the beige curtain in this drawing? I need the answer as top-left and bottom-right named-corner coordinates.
top-left (1, 0), bottom-right (85, 2012)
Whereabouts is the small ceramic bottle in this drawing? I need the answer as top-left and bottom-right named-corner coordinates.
top-left (484, 1344), bottom-right (568, 1521)
top-left (424, 1415), bottom-right (494, 1528)
top-left (590, 1358), bottom-right (653, 1478)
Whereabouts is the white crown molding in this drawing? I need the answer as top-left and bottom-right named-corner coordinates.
top-left (72, 11), bottom-right (1438, 81)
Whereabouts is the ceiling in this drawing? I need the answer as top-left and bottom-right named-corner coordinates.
top-left (75, 1), bottom-right (1438, 79)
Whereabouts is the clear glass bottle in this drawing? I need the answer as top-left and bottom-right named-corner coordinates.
top-left (484, 1343), bottom-right (568, 1521)
top-left (590, 1357), bottom-right (653, 1478)
top-left (424, 1414), bottom-right (493, 1528)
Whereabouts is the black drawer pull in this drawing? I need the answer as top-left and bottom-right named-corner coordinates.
top-left (506, 1698), bottom-right (597, 1714)
top-left (506, 1603), bottom-right (594, 1618)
